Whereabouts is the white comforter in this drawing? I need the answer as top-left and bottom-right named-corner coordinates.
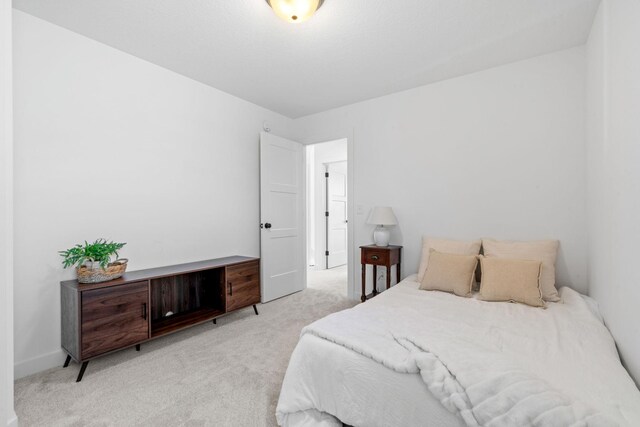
top-left (277, 277), bottom-right (640, 426)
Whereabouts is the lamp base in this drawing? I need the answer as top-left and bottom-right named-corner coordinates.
top-left (373, 226), bottom-right (390, 247)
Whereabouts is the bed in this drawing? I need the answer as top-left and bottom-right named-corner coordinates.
top-left (276, 274), bottom-right (640, 427)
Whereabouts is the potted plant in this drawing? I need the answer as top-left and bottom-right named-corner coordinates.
top-left (60, 239), bottom-right (128, 284)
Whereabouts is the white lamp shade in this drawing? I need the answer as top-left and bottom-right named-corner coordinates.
top-left (366, 207), bottom-right (398, 226)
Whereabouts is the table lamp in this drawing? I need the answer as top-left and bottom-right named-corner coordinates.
top-left (366, 207), bottom-right (398, 247)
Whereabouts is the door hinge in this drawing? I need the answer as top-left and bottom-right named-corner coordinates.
top-left (325, 251), bottom-right (330, 256)
top-left (325, 172), bottom-right (329, 178)
top-left (325, 211), bottom-right (329, 217)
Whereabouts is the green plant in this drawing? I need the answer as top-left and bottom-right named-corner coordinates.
top-left (59, 239), bottom-right (126, 269)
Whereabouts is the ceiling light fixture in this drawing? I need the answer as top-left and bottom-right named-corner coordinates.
top-left (265, 0), bottom-right (324, 23)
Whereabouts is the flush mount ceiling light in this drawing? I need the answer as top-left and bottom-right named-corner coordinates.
top-left (265, 0), bottom-right (325, 23)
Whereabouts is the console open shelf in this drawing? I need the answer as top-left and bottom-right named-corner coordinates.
top-left (151, 307), bottom-right (225, 338)
top-left (150, 268), bottom-right (225, 337)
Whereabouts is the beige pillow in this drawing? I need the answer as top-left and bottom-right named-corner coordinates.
top-left (420, 250), bottom-right (478, 297)
top-left (482, 239), bottom-right (560, 302)
top-left (479, 257), bottom-right (545, 307)
top-left (417, 237), bottom-right (482, 282)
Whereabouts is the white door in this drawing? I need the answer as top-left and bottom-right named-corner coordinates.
top-left (326, 161), bottom-right (348, 269)
top-left (260, 132), bottom-right (305, 302)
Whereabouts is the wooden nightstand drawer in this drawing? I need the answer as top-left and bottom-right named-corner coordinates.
top-left (362, 249), bottom-right (388, 265)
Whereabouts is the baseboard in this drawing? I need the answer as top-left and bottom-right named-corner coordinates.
top-left (14, 348), bottom-right (65, 379)
top-left (6, 413), bottom-right (18, 427)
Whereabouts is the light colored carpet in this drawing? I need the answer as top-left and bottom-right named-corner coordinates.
top-left (307, 265), bottom-right (348, 296)
top-left (15, 271), bottom-right (355, 427)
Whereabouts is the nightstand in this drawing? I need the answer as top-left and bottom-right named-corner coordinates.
top-left (360, 245), bottom-right (402, 302)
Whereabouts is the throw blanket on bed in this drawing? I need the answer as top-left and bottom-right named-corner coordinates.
top-left (289, 281), bottom-right (640, 426)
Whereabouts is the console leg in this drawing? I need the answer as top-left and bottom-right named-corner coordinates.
top-left (136, 344), bottom-right (140, 352)
top-left (253, 305), bottom-right (259, 316)
top-left (212, 318), bottom-right (217, 325)
top-left (63, 355), bottom-right (71, 368)
top-left (76, 362), bottom-right (89, 383)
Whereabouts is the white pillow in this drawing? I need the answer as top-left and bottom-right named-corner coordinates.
top-left (417, 237), bottom-right (482, 282)
top-left (482, 239), bottom-right (560, 302)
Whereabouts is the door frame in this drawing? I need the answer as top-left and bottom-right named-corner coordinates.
top-left (324, 160), bottom-right (348, 270)
top-left (300, 129), bottom-right (356, 300)
top-left (0, 1), bottom-right (17, 424)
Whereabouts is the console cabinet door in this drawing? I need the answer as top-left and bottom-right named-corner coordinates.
top-left (81, 281), bottom-right (149, 359)
top-left (226, 261), bottom-right (260, 312)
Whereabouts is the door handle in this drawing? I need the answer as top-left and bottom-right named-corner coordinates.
top-left (142, 303), bottom-right (147, 320)
top-left (229, 282), bottom-right (233, 296)
top-left (264, 223), bottom-right (272, 229)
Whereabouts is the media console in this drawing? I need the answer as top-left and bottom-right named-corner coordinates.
top-left (60, 256), bottom-right (260, 382)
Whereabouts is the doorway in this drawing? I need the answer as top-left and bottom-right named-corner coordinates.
top-left (305, 139), bottom-right (348, 297)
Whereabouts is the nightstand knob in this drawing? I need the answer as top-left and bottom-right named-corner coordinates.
top-left (371, 255), bottom-right (379, 260)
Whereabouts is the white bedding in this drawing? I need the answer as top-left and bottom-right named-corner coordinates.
top-left (277, 275), bottom-right (640, 427)
top-left (277, 332), bottom-right (464, 427)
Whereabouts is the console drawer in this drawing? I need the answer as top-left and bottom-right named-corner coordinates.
top-left (81, 282), bottom-right (149, 359)
top-left (226, 261), bottom-right (260, 311)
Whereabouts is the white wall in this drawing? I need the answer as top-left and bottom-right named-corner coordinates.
top-left (11, 10), bottom-right (596, 383)
top-left (12, 10), bottom-right (294, 378)
top-left (294, 47), bottom-right (588, 297)
top-left (1, 2), bottom-right (17, 425)
top-left (586, 0), bottom-right (640, 386)
top-left (306, 139), bottom-right (347, 270)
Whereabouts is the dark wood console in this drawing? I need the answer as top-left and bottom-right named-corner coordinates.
top-left (61, 256), bottom-right (260, 382)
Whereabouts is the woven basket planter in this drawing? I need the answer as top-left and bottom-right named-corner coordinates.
top-left (76, 259), bottom-right (128, 284)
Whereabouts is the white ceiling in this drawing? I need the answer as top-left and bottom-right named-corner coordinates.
top-left (13, 0), bottom-right (600, 118)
